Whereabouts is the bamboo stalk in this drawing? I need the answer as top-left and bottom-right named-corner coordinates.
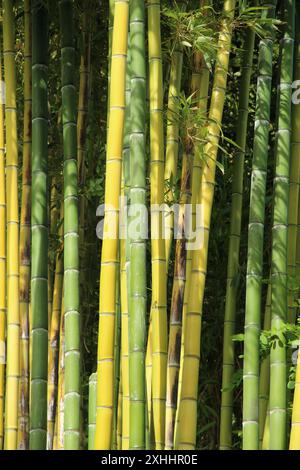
top-left (55, 295), bottom-right (65, 450)
top-left (0, 48), bottom-right (5, 451)
top-left (120, 35), bottom-right (131, 450)
top-left (107, 0), bottom-right (115, 139)
top-left (288, 8), bottom-right (300, 449)
top-left (18, 0), bottom-right (32, 449)
top-left (117, 370), bottom-right (122, 449)
top-left (128, 0), bottom-right (147, 450)
top-left (242, 0), bottom-right (277, 450)
top-left (30, 1), bottom-right (49, 449)
top-left (78, 11), bottom-right (91, 188)
top-left (78, 10), bottom-right (91, 298)
top-left (164, 43), bottom-right (183, 266)
top-left (165, 143), bottom-right (193, 450)
top-left (48, 180), bottom-right (59, 328)
top-left (95, 0), bottom-right (129, 449)
top-left (59, 0), bottom-right (81, 449)
top-left (287, 3), bottom-right (300, 326)
top-left (148, 0), bottom-right (167, 449)
top-left (47, 206), bottom-right (63, 450)
top-left (112, 271), bottom-right (121, 449)
top-left (258, 282), bottom-right (271, 448)
top-left (3, 0), bottom-right (20, 450)
top-left (88, 372), bottom-right (97, 450)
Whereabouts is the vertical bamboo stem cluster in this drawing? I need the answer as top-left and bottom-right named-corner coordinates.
top-left (3, 0), bottom-right (20, 450)
top-left (220, 24), bottom-right (255, 450)
top-left (95, 0), bottom-right (129, 450)
top-left (129, 0), bottom-right (147, 450)
top-left (59, 0), bottom-right (81, 450)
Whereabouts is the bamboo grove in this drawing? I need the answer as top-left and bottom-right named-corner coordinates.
top-left (1, 0), bottom-right (300, 451)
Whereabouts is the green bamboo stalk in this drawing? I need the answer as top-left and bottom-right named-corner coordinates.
top-left (59, 0), bottom-right (80, 450)
top-left (242, 0), bottom-right (277, 450)
top-left (128, 0), bottom-right (147, 450)
top-left (30, 0), bottom-right (49, 450)
top-left (220, 25), bottom-right (255, 450)
top-left (88, 373), bottom-right (97, 450)
top-left (269, 0), bottom-right (295, 450)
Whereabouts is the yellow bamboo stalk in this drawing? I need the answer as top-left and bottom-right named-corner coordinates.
top-left (290, 348), bottom-right (300, 449)
top-left (165, 140), bottom-right (193, 449)
top-left (95, 0), bottom-right (129, 449)
top-left (164, 45), bottom-right (183, 265)
top-left (3, 0), bottom-right (20, 450)
top-left (18, 0), bottom-right (32, 450)
top-left (174, 45), bottom-right (210, 448)
top-left (148, 0), bottom-right (167, 450)
top-left (47, 206), bottom-right (63, 450)
top-left (0, 50), bottom-right (5, 451)
top-left (262, 404), bottom-right (270, 450)
top-left (176, 0), bottom-right (236, 449)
